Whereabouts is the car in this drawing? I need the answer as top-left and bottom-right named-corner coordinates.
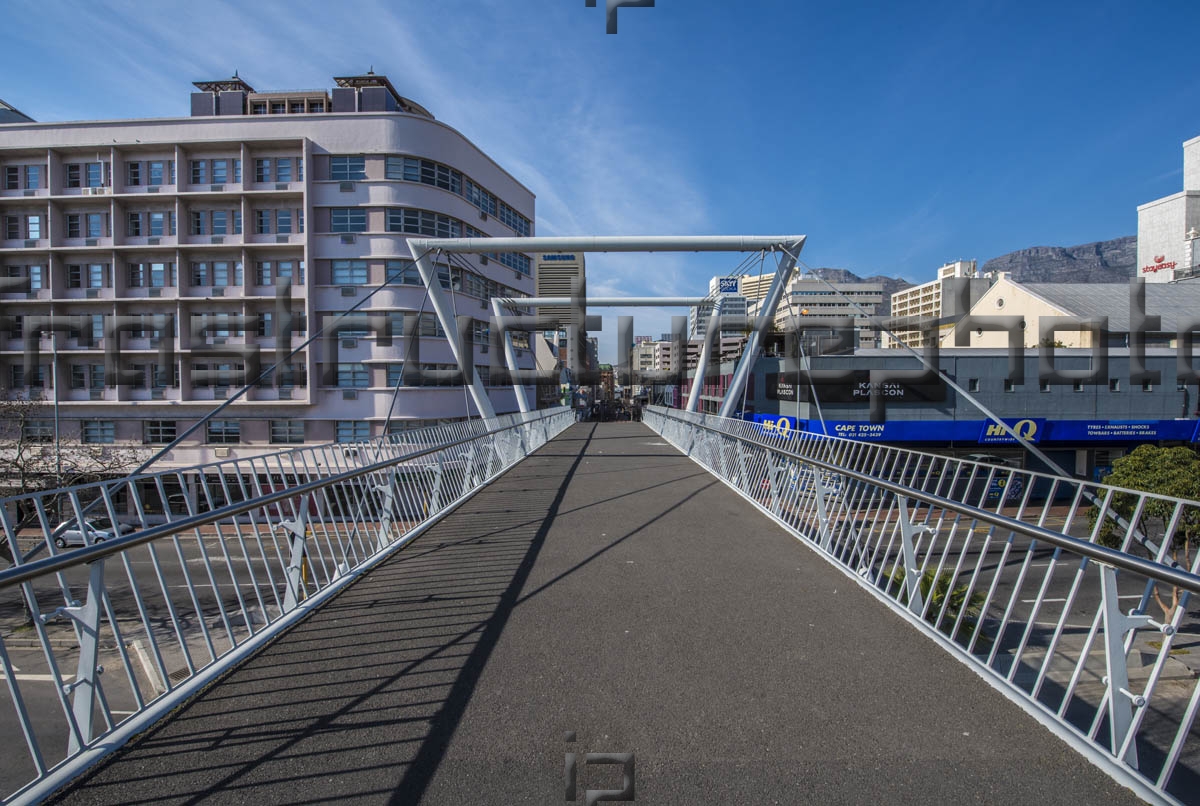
top-left (963, 453), bottom-right (1014, 467)
top-left (52, 518), bottom-right (136, 549)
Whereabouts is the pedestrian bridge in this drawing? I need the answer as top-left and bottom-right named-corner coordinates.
top-left (1, 409), bottom-right (1198, 804)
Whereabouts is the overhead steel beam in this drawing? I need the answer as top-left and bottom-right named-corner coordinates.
top-left (718, 238), bottom-right (806, 417)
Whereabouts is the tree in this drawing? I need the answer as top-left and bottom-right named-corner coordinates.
top-left (1088, 444), bottom-right (1200, 619)
top-left (0, 389), bottom-right (147, 567)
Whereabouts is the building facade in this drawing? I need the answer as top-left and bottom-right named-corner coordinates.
top-left (0, 73), bottom-right (536, 469)
top-left (886, 260), bottom-right (993, 348)
top-left (1137, 133), bottom-right (1200, 282)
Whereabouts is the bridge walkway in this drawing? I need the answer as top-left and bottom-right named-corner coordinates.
top-left (50, 423), bottom-right (1141, 805)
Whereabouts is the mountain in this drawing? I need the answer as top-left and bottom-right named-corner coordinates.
top-left (978, 236), bottom-right (1137, 284)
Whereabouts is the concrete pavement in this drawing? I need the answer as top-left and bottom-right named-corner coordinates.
top-left (49, 423), bottom-right (1144, 804)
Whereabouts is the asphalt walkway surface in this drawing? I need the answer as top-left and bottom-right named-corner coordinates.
top-left (51, 423), bottom-right (1144, 805)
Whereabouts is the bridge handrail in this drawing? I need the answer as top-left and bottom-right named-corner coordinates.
top-left (647, 407), bottom-right (1200, 594)
top-left (645, 406), bottom-right (1200, 805)
top-left (0, 407), bottom-right (568, 591)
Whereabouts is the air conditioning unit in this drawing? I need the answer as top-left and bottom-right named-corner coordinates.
top-left (211, 236), bottom-right (224, 245)
top-left (213, 447), bottom-right (230, 458)
top-left (86, 288), bottom-right (100, 298)
top-left (22, 190), bottom-right (35, 197)
top-left (275, 182), bottom-right (289, 191)
top-left (278, 387), bottom-right (292, 399)
top-left (340, 286), bottom-right (356, 296)
top-left (151, 388), bottom-right (165, 399)
top-left (89, 389), bottom-right (104, 400)
top-left (147, 237), bottom-right (160, 245)
top-left (211, 287), bottom-right (224, 296)
top-left (339, 182), bottom-right (355, 192)
top-left (342, 389), bottom-right (358, 400)
top-left (340, 234), bottom-right (356, 245)
top-left (341, 338), bottom-right (358, 348)
top-left (149, 337), bottom-right (161, 347)
top-left (213, 388), bottom-right (227, 398)
top-left (276, 235), bottom-right (289, 244)
top-left (148, 288), bottom-right (162, 297)
top-left (210, 184), bottom-right (224, 192)
top-left (479, 211), bottom-right (487, 221)
top-left (210, 337), bottom-right (227, 345)
top-left (342, 448), bottom-right (359, 459)
top-left (147, 186), bottom-right (160, 194)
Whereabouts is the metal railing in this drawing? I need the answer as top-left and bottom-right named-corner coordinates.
top-left (645, 406), bottom-right (1200, 805)
top-left (0, 406), bottom-right (574, 804)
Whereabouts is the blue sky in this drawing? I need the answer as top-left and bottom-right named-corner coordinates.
top-left (3, 0), bottom-right (1199, 353)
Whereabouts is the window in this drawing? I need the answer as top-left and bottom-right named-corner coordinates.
top-left (336, 363), bottom-right (369, 388)
top-left (190, 211), bottom-right (207, 236)
top-left (206, 420), bottom-right (240, 444)
top-left (191, 261), bottom-right (242, 287)
top-left (66, 214), bottom-right (82, 239)
top-left (5, 166), bottom-right (18, 190)
top-left (255, 260), bottom-right (304, 285)
top-left (1109, 378), bottom-right (1121, 392)
top-left (255, 158), bottom-right (271, 182)
top-left (331, 156), bottom-right (366, 181)
top-left (127, 212), bottom-right (143, 236)
top-left (270, 420), bottom-right (305, 444)
top-left (190, 160), bottom-right (208, 184)
top-left (66, 164), bottom-right (81, 188)
top-left (289, 101), bottom-right (305, 114)
top-left (25, 165), bottom-right (41, 189)
top-left (968, 378), bottom-right (980, 393)
top-left (251, 102), bottom-right (267, 115)
top-left (128, 262), bottom-right (174, 288)
top-left (211, 210), bottom-right (227, 235)
top-left (255, 210), bottom-right (271, 234)
top-left (336, 421), bottom-right (370, 442)
top-left (211, 159), bottom-right (228, 184)
top-left (233, 159), bottom-right (241, 183)
top-left (276, 209), bottom-right (292, 234)
top-left (147, 161), bottom-right (167, 186)
top-left (192, 362), bottom-right (244, 388)
top-left (276, 158), bottom-right (292, 183)
top-left (143, 421), bottom-right (176, 444)
top-left (127, 162), bottom-right (141, 186)
top-left (270, 101), bottom-right (286, 114)
top-left (386, 260), bottom-right (421, 285)
top-left (152, 363), bottom-right (178, 388)
top-left (22, 420), bottom-right (53, 443)
top-left (308, 101), bottom-right (324, 113)
top-left (331, 208), bottom-right (367, 233)
top-left (386, 208), bottom-right (461, 238)
top-left (386, 363), bottom-right (406, 387)
top-left (145, 210), bottom-right (175, 237)
top-left (332, 260), bottom-right (368, 285)
top-left (464, 179), bottom-right (496, 216)
top-left (82, 421), bottom-right (115, 444)
top-left (4, 216), bottom-right (17, 240)
top-left (85, 163), bottom-right (105, 188)
top-left (279, 361), bottom-right (306, 387)
top-left (498, 200), bottom-right (531, 236)
top-left (86, 213), bottom-right (103, 238)
top-left (26, 215), bottom-right (42, 240)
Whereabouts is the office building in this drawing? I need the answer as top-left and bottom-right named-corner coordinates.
top-left (0, 72), bottom-right (536, 468)
top-left (887, 260), bottom-right (994, 348)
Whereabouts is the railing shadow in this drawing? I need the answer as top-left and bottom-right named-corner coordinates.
top-left (48, 425), bottom-right (599, 805)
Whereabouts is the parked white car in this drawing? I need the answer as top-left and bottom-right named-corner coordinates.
top-left (52, 519), bottom-right (135, 549)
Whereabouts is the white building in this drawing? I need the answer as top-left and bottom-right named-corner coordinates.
top-left (887, 260), bottom-right (994, 348)
top-left (1137, 133), bottom-right (1200, 283)
top-left (0, 72), bottom-right (536, 468)
top-left (689, 276), bottom-right (748, 339)
top-left (750, 275), bottom-right (885, 349)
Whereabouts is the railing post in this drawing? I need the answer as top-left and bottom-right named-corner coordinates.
top-left (896, 497), bottom-right (933, 615)
top-left (812, 468), bottom-right (833, 552)
top-left (1100, 563), bottom-right (1157, 769)
top-left (374, 469), bottom-right (400, 551)
top-left (59, 558), bottom-right (106, 754)
top-left (430, 456), bottom-right (446, 512)
top-left (281, 495), bottom-right (311, 613)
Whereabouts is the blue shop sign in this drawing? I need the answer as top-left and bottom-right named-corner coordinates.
top-left (978, 418), bottom-right (1045, 445)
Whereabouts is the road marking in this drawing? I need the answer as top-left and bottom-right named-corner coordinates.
top-left (0, 673), bottom-right (73, 682)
